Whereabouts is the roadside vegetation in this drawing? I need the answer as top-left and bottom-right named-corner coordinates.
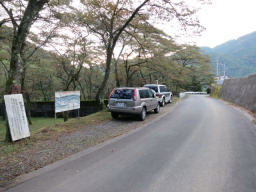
top-left (0, 1), bottom-right (213, 100)
top-left (0, 97), bottom-right (179, 157)
top-left (210, 84), bottom-right (222, 98)
top-left (0, 98), bottom-right (178, 186)
top-left (0, 118), bottom-right (62, 141)
top-left (0, 0), bottom-right (213, 142)
top-left (0, 111), bottom-right (111, 157)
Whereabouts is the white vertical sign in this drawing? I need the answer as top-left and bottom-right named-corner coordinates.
top-left (4, 94), bottom-right (30, 141)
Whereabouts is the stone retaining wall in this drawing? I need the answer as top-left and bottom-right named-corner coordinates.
top-left (219, 74), bottom-right (256, 113)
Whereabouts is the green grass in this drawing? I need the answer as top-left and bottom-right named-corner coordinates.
top-left (52, 110), bottom-right (111, 132)
top-left (172, 96), bottom-right (179, 104)
top-left (0, 117), bottom-right (64, 156)
top-left (0, 117), bottom-right (63, 142)
top-left (0, 111), bottom-right (111, 157)
top-left (0, 119), bottom-right (7, 141)
top-left (210, 85), bottom-right (222, 98)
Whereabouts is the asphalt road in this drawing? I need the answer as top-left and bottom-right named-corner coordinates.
top-left (6, 96), bottom-right (256, 192)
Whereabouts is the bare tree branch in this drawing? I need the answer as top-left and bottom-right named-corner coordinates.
top-left (112, 0), bottom-right (149, 43)
top-left (0, 2), bottom-right (18, 29)
top-left (0, 18), bottom-right (10, 27)
top-left (25, 26), bottom-right (58, 61)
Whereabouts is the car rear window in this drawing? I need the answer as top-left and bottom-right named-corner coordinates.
top-left (160, 86), bottom-right (167, 92)
top-left (111, 89), bottom-right (134, 99)
top-left (145, 86), bottom-right (158, 93)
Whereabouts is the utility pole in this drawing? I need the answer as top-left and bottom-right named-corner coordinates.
top-left (216, 59), bottom-right (219, 78)
top-left (223, 63), bottom-right (226, 77)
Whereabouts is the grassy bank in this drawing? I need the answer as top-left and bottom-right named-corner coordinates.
top-left (0, 97), bottom-right (179, 157)
top-left (0, 117), bottom-right (63, 141)
top-left (0, 111), bottom-right (111, 157)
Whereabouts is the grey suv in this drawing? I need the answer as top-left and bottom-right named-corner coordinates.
top-left (144, 84), bottom-right (172, 107)
top-left (107, 87), bottom-right (160, 121)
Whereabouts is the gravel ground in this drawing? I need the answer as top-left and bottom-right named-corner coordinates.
top-left (0, 102), bottom-right (177, 187)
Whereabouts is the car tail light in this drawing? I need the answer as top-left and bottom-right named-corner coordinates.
top-left (133, 88), bottom-right (137, 101)
top-left (157, 94), bottom-right (161, 98)
top-left (109, 88), bottom-right (116, 99)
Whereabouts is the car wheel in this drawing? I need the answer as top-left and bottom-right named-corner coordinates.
top-left (169, 96), bottom-right (172, 103)
top-left (139, 107), bottom-right (146, 121)
top-left (111, 112), bottom-right (119, 119)
top-left (154, 104), bottom-right (160, 113)
top-left (161, 98), bottom-right (165, 107)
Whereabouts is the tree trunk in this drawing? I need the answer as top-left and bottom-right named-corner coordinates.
top-left (63, 111), bottom-right (69, 122)
top-left (24, 91), bottom-right (32, 125)
top-left (1, 98), bottom-right (5, 121)
top-left (39, 80), bottom-right (47, 102)
top-left (78, 80), bottom-right (86, 100)
top-left (125, 60), bottom-right (129, 86)
top-left (6, 0), bottom-right (48, 93)
top-left (88, 68), bottom-right (93, 100)
top-left (126, 75), bottom-right (129, 87)
top-left (4, 0), bottom-right (49, 142)
top-left (95, 0), bottom-right (149, 101)
top-left (21, 65), bottom-right (27, 93)
top-left (114, 61), bottom-right (120, 87)
top-left (95, 47), bottom-right (113, 102)
top-left (62, 80), bottom-right (73, 122)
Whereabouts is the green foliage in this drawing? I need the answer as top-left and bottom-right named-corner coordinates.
top-left (210, 85), bottom-right (222, 98)
top-left (0, 1), bottom-right (213, 102)
top-left (0, 25), bottom-right (104, 101)
top-left (110, 44), bottom-right (214, 96)
top-left (201, 32), bottom-right (256, 78)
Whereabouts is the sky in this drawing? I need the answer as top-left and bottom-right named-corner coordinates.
top-left (70, 0), bottom-right (256, 49)
top-left (194, 0), bottom-right (256, 48)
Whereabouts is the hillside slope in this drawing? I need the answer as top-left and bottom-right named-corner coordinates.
top-left (201, 32), bottom-right (256, 78)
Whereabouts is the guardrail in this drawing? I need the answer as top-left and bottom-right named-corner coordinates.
top-left (179, 92), bottom-right (208, 98)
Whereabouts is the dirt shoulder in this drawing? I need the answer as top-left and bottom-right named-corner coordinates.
top-left (210, 96), bottom-right (256, 126)
top-left (0, 97), bottom-right (179, 188)
top-left (219, 98), bottom-right (256, 123)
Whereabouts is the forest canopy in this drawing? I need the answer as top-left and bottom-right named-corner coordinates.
top-left (0, 0), bottom-right (214, 102)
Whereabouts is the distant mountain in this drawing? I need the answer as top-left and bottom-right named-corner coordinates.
top-left (200, 32), bottom-right (256, 78)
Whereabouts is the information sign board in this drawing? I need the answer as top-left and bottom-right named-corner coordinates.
top-left (4, 94), bottom-right (30, 141)
top-left (55, 91), bottom-right (80, 113)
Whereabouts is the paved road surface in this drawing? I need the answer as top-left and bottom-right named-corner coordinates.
top-left (6, 96), bottom-right (256, 192)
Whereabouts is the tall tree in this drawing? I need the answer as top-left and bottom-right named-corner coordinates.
top-left (75, 0), bottom-right (206, 101)
top-left (170, 45), bottom-right (214, 92)
top-left (0, 0), bottom-right (50, 141)
top-left (0, 0), bottom-right (51, 94)
top-left (0, 0), bottom-right (70, 141)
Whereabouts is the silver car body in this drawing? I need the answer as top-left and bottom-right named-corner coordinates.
top-left (144, 84), bottom-right (172, 104)
top-left (107, 87), bottom-right (159, 115)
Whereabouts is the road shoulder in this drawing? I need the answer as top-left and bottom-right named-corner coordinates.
top-left (212, 97), bottom-right (256, 127)
top-left (0, 98), bottom-right (181, 191)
